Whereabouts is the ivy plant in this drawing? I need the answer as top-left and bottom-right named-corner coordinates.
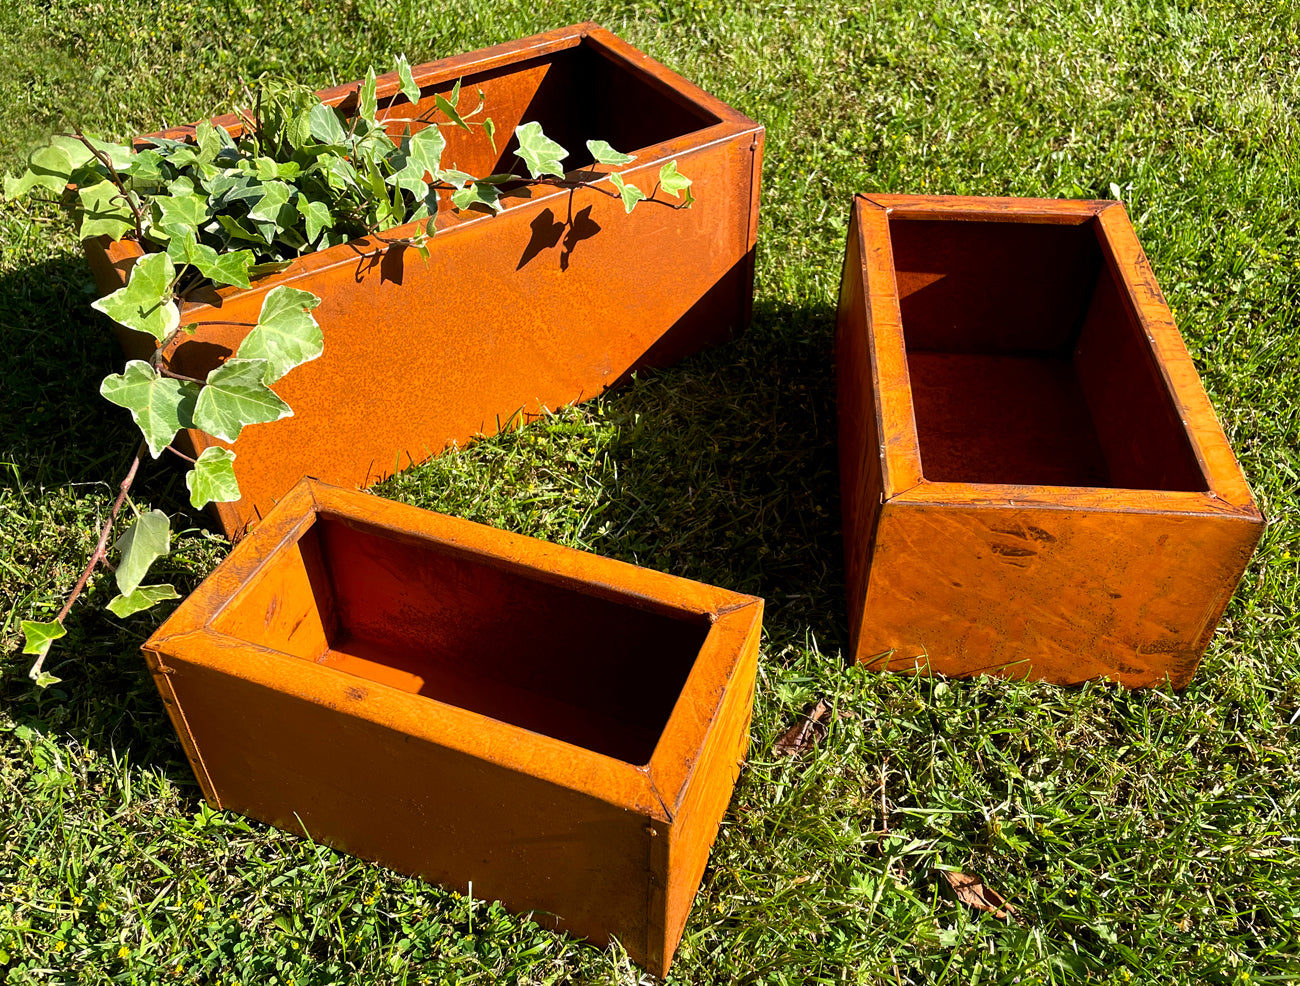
top-left (4, 57), bottom-right (693, 687)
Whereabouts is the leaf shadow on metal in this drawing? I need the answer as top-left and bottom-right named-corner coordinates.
top-left (515, 198), bottom-right (602, 273)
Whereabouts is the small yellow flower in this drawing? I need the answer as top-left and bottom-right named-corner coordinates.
top-left (118, 946), bottom-right (130, 959)
top-left (98, 902), bottom-right (108, 912)
top-left (54, 941), bottom-right (66, 952)
top-left (74, 895), bottom-right (84, 905)
top-left (193, 900), bottom-right (205, 912)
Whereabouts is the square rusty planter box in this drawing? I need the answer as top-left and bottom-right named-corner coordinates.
top-left (143, 479), bottom-right (763, 976)
top-left (87, 23), bottom-right (763, 539)
top-left (836, 194), bottom-right (1263, 687)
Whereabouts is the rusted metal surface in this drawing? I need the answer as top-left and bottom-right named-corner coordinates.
top-left (86, 23), bottom-right (764, 539)
top-left (143, 479), bottom-right (763, 976)
top-left (836, 193), bottom-right (1263, 688)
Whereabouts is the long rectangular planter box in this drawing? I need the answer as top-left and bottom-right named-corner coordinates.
top-left (836, 193), bottom-right (1263, 687)
top-left (86, 23), bottom-right (764, 539)
top-left (142, 479), bottom-right (763, 976)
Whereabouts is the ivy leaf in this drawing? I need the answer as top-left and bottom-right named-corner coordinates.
top-left (154, 190), bottom-right (209, 231)
top-left (248, 260), bottom-right (293, 278)
top-left (204, 170), bottom-right (259, 208)
top-left (21, 620), bottom-right (65, 659)
top-left (297, 198), bottom-right (334, 244)
top-left (658, 160), bottom-right (692, 198)
top-left (197, 248), bottom-right (256, 290)
top-left (76, 179), bottom-right (135, 240)
top-left (513, 121), bottom-right (567, 179)
top-left (247, 181), bottom-right (295, 226)
top-left (285, 109), bottom-right (314, 151)
top-left (396, 55), bottom-right (421, 104)
top-left (308, 152), bottom-right (359, 194)
top-left (609, 171), bottom-right (646, 214)
top-left (387, 131), bottom-right (444, 199)
top-left (407, 126), bottom-right (446, 179)
top-left (358, 67), bottom-right (378, 123)
top-left (91, 252), bottom-right (180, 342)
top-left (435, 89), bottom-right (469, 131)
top-left (438, 169), bottom-right (475, 188)
top-left (114, 509), bottom-right (170, 596)
top-left (186, 447), bottom-right (240, 508)
top-left (308, 103), bottom-right (348, 145)
top-left (122, 148), bottom-right (168, 189)
top-left (106, 584), bottom-right (181, 618)
top-left (483, 117), bottom-right (496, 153)
top-left (100, 360), bottom-right (200, 457)
top-left (586, 140), bottom-right (635, 166)
top-left (217, 214), bottom-right (271, 246)
top-left (236, 286), bottom-right (323, 382)
top-left (193, 358), bottom-right (292, 442)
top-left (255, 156), bottom-right (300, 181)
top-left (4, 143), bottom-right (75, 198)
top-left (195, 120), bottom-right (225, 163)
top-left (166, 227), bottom-right (255, 289)
top-left (451, 181), bottom-right (503, 214)
top-left (681, 184), bottom-right (696, 208)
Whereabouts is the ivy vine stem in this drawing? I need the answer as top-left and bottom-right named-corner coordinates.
top-left (63, 130), bottom-right (146, 240)
top-left (24, 439), bottom-right (151, 681)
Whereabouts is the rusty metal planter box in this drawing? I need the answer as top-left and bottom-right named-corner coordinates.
top-left (836, 194), bottom-right (1263, 687)
top-left (143, 479), bottom-right (763, 976)
top-left (87, 23), bottom-right (763, 539)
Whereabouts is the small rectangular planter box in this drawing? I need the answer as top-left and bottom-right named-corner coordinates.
top-left (143, 479), bottom-right (763, 976)
top-left (836, 194), bottom-right (1263, 687)
top-left (87, 23), bottom-right (764, 539)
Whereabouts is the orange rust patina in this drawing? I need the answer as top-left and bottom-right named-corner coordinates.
top-left (836, 194), bottom-right (1263, 688)
top-left (143, 479), bottom-right (763, 976)
top-left (87, 24), bottom-right (764, 539)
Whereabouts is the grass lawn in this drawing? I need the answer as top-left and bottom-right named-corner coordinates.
top-left (2, 1), bottom-right (1298, 983)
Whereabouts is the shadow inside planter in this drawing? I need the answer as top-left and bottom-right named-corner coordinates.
top-left (891, 218), bottom-right (1208, 492)
top-left (212, 511), bottom-right (709, 765)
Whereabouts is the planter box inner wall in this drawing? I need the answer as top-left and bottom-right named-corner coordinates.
top-left (145, 480), bottom-right (763, 976)
top-left (892, 217), bottom-right (1207, 492)
top-left (836, 195), bottom-right (1263, 687)
top-left (88, 24), bottom-right (764, 538)
top-left (212, 511), bottom-right (709, 765)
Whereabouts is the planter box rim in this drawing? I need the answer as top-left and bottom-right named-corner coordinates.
top-left (847, 193), bottom-right (1261, 521)
top-left (144, 479), bottom-right (764, 819)
top-left (95, 23), bottom-right (762, 322)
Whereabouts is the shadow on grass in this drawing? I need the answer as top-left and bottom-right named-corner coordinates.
top-left (569, 295), bottom-right (849, 659)
top-left (3, 288), bottom-right (850, 790)
top-left (0, 251), bottom-right (212, 788)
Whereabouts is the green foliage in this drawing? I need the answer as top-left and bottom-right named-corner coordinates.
top-left (99, 360), bottom-right (199, 458)
top-left (76, 180), bottom-right (135, 239)
top-left (513, 120), bottom-right (567, 178)
top-left (106, 584), bottom-right (180, 618)
top-left (587, 139), bottom-right (635, 166)
top-left (658, 159), bottom-right (692, 199)
top-left (187, 447), bottom-right (240, 509)
top-left (396, 54), bottom-right (421, 105)
top-left (235, 287), bottom-right (324, 383)
top-left (192, 359), bottom-right (292, 442)
top-left (609, 170), bottom-right (646, 213)
top-left (113, 509), bottom-right (171, 596)
top-left (90, 252), bottom-right (180, 342)
top-left (19, 620), bottom-right (65, 659)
